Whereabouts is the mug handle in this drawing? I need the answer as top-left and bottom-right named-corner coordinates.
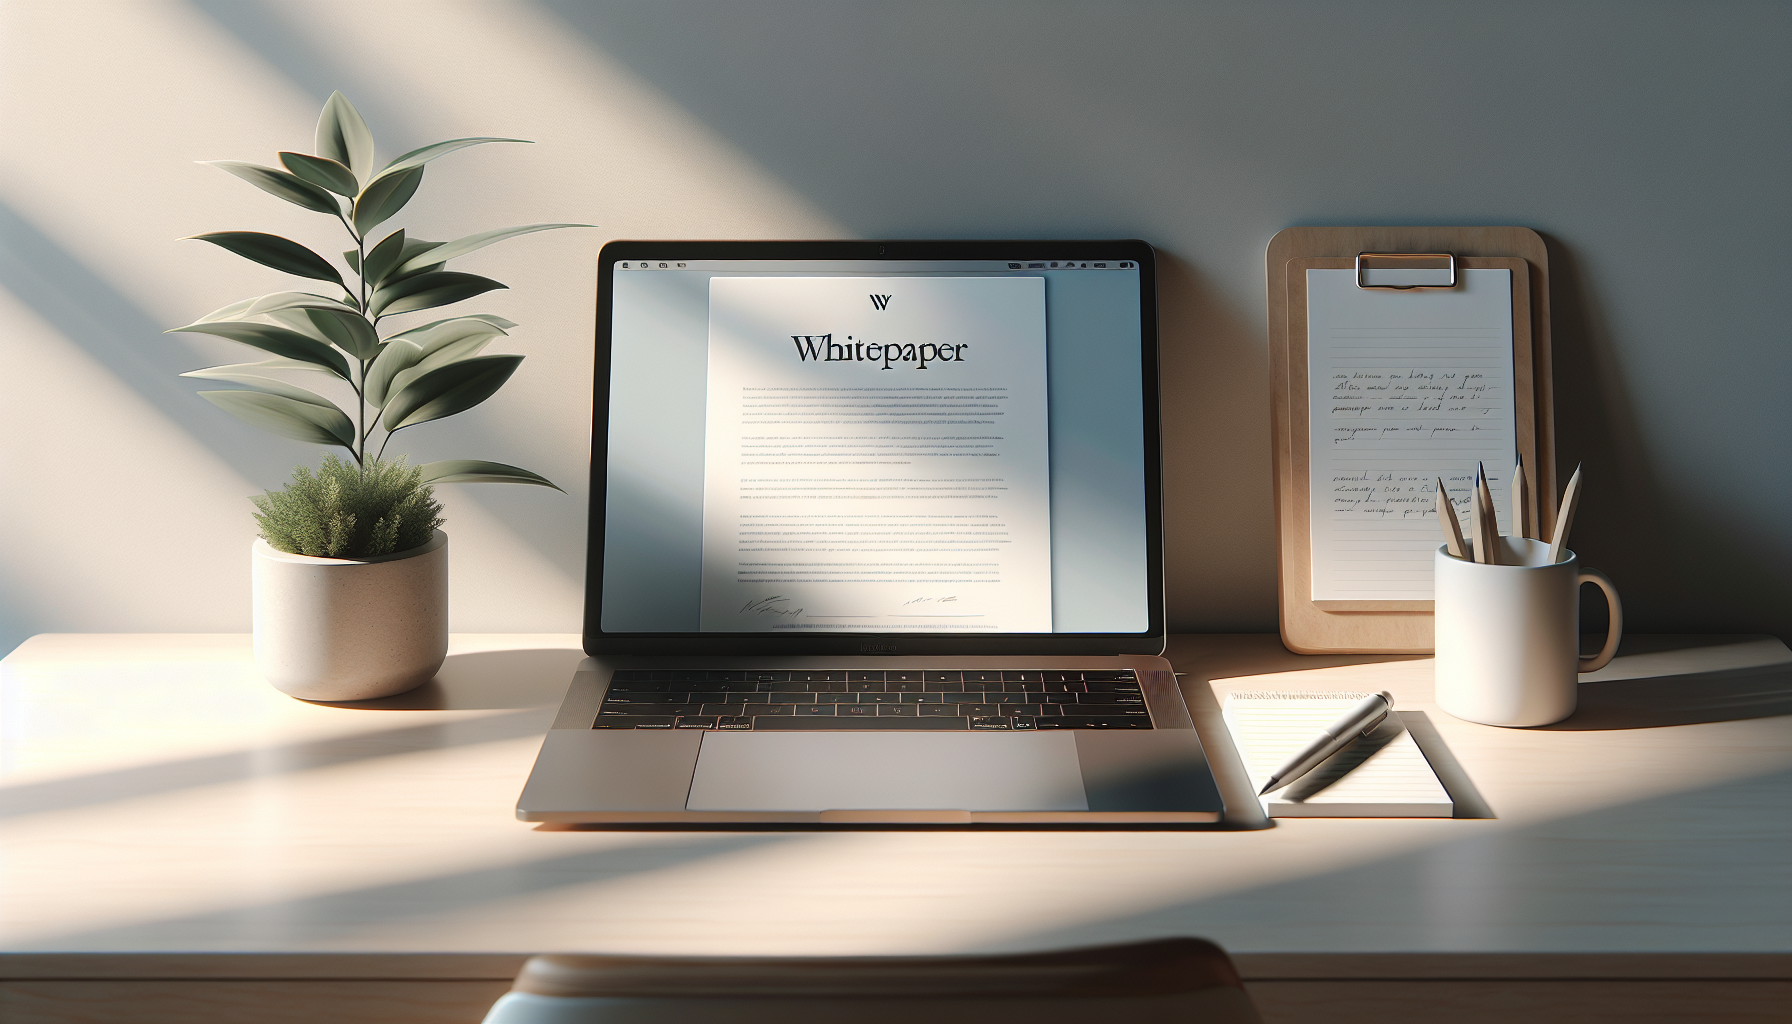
top-left (1577, 567), bottom-right (1623, 673)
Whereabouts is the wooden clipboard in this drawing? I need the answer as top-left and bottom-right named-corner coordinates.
top-left (1267, 227), bottom-right (1556, 654)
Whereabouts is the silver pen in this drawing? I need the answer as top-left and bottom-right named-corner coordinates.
top-left (1258, 691), bottom-right (1395, 795)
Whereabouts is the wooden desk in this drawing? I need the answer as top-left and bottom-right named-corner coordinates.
top-left (2, 634), bottom-right (1788, 1023)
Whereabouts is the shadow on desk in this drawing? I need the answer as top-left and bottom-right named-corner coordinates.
top-left (1545, 636), bottom-right (1792, 731)
top-left (308, 649), bottom-right (585, 711)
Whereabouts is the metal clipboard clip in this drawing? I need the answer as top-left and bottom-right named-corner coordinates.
top-left (1356, 252), bottom-right (1456, 290)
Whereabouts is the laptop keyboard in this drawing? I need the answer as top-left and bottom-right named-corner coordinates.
top-left (593, 670), bottom-right (1152, 731)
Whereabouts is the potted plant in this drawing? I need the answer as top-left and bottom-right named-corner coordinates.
top-left (171, 92), bottom-right (586, 701)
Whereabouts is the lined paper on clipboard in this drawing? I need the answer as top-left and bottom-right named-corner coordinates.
top-left (1305, 269), bottom-right (1518, 600)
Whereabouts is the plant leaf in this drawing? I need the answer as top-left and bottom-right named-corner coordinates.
top-left (392, 223), bottom-right (592, 275)
top-left (379, 137), bottom-right (530, 176)
top-left (384, 334), bottom-right (497, 401)
top-left (315, 91), bottom-right (375, 185)
top-left (343, 249), bottom-right (360, 273)
top-left (369, 271), bottom-right (506, 318)
top-left (352, 165), bottom-right (424, 235)
top-left (305, 308), bottom-right (380, 360)
top-left (183, 358), bottom-right (341, 377)
top-left (385, 316), bottom-right (508, 356)
top-left (419, 460), bottom-right (562, 490)
top-left (202, 161), bottom-right (341, 215)
top-left (166, 320), bottom-right (351, 379)
top-left (237, 291), bottom-right (361, 318)
top-left (361, 229), bottom-right (407, 286)
top-left (188, 232), bottom-right (345, 287)
top-left (382, 353), bottom-right (522, 431)
top-left (364, 339), bottom-right (424, 407)
top-left (198, 390), bottom-right (355, 447)
top-left (180, 367), bottom-right (346, 409)
top-left (382, 313), bottom-right (517, 342)
top-left (278, 152), bottom-right (358, 196)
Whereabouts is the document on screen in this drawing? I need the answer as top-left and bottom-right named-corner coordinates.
top-left (700, 275), bottom-right (1053, 632)
top-left (1306, 268), bottom-right (1517, 601)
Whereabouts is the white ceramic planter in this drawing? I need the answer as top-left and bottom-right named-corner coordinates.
top-left (252, 530), bottom-right (448, 701)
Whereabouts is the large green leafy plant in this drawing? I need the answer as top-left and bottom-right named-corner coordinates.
top-left (171, 92), bottom-right (585, 500)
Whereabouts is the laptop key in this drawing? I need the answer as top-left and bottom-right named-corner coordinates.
top-left (752, 715), bottom-right (967, 731)
top-left (963, 670), bottom-right (1003, 682)
top-left (745, 704), bottom-right (793, 716)
top-left (700, 704), bottom-right (745, 717)
top-left (848, 671), bottom-right (885, 682)
top-left (837, 704), bottom-right (876, 717)
top-left (795, 704), bottom-right (835, 717)
top-left (675, 716), bottom-right (716, 729)
top-left (924, 671), bottom-right (963, 682)
top-left (918, 704), bottom-right (960, 716)
top-left (1081, 671), bottom-right (1136, 681)
top-left (955, 704), bottom-right (1000, 717)
top-left (887, 670), bottom-right (926, 682)
top-left (849, 680), bottom-right (887, 692)
top-left (1047, 716), bottom-right (1152, 729)
top-left (1010, 717), bottom-right (1037, 730)
top-left (861, 693), bottom-right (901, 704)
top-left (969, 716), bottom-right (1011, 730)
top-left (877, 704), bottom-right (918, 717)
top-left (717, 716), bottom-right (752, 730)
top-left (767, 692), bottom-right (814, 703)
top-left (593, 716), bottom-right (676, 729)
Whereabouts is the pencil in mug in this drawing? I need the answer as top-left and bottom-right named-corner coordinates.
top-left (1435, 477), bottom-right (1466, 559)
top-left (1512, 455), bottom-right (1531, 540)
top-left (1549, 464), bottom-right (1584, 565)
top-left (1476, 462), bottom-right (1503, 564)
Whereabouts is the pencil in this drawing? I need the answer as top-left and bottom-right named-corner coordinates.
top-left (1469, 465), bottom-right (1488, 563)
top-left (1436, 477), bottom-right (1466, 558)
top-left (1512, 455), bottom-right (1531, 540)
top-left (1477, 462), bottom-right (1501, 564)
top-left (1549, 464), bottom-right (1583, 565)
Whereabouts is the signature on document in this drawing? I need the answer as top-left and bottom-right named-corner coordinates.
top-left (741, 596), bottom-right (804, 618)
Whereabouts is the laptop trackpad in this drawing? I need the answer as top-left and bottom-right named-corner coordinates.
top-left (686, 732), bottom-right (1089, 812)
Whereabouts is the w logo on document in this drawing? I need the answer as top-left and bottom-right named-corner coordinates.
top-left (869, 294), bottom-right (892, 311)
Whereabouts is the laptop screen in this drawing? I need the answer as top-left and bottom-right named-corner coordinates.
top-left (587, 241), bottom-right (1162, 655)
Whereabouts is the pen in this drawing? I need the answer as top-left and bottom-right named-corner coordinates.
top-left (1259, 690), bottom-right (1395, 796)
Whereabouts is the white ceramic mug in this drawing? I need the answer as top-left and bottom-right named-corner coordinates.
top-left (1434, 537), bottom-right (1622, 727)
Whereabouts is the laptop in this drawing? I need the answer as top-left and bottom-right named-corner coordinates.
top-left (517, 239), bottom-right (1223, 824)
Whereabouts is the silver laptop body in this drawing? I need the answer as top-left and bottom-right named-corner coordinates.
top-left (518, 240), bottom-right (1222, 825)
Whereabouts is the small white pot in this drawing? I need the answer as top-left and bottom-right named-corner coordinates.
top-left (252, 530), bottom-right (448, 701)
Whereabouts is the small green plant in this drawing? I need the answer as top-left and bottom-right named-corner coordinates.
top-left (170, 91), bottom-right (588, 496)
top-left (254, 455), bottom-right (444, 558)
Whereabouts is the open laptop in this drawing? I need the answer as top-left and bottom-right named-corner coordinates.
top-left (517, 240), bottom-right (1223, 824)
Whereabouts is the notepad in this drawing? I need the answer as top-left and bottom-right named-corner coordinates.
top-left (1222, 691), bottom-right (1453, 817)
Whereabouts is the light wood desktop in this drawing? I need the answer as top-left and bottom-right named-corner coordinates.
top-left (2, 633), bottom-right (1788, 1023)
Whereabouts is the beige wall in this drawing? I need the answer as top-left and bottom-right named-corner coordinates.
top-left (2, 0), bottom-right (1787, 652)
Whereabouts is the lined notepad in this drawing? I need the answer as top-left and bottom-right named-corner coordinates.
top-left (1222, 691), bottom-right (1453, 817)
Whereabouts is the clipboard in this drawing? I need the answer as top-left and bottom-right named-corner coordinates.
top-left (1267, 227), bottom-right (1556, 654)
